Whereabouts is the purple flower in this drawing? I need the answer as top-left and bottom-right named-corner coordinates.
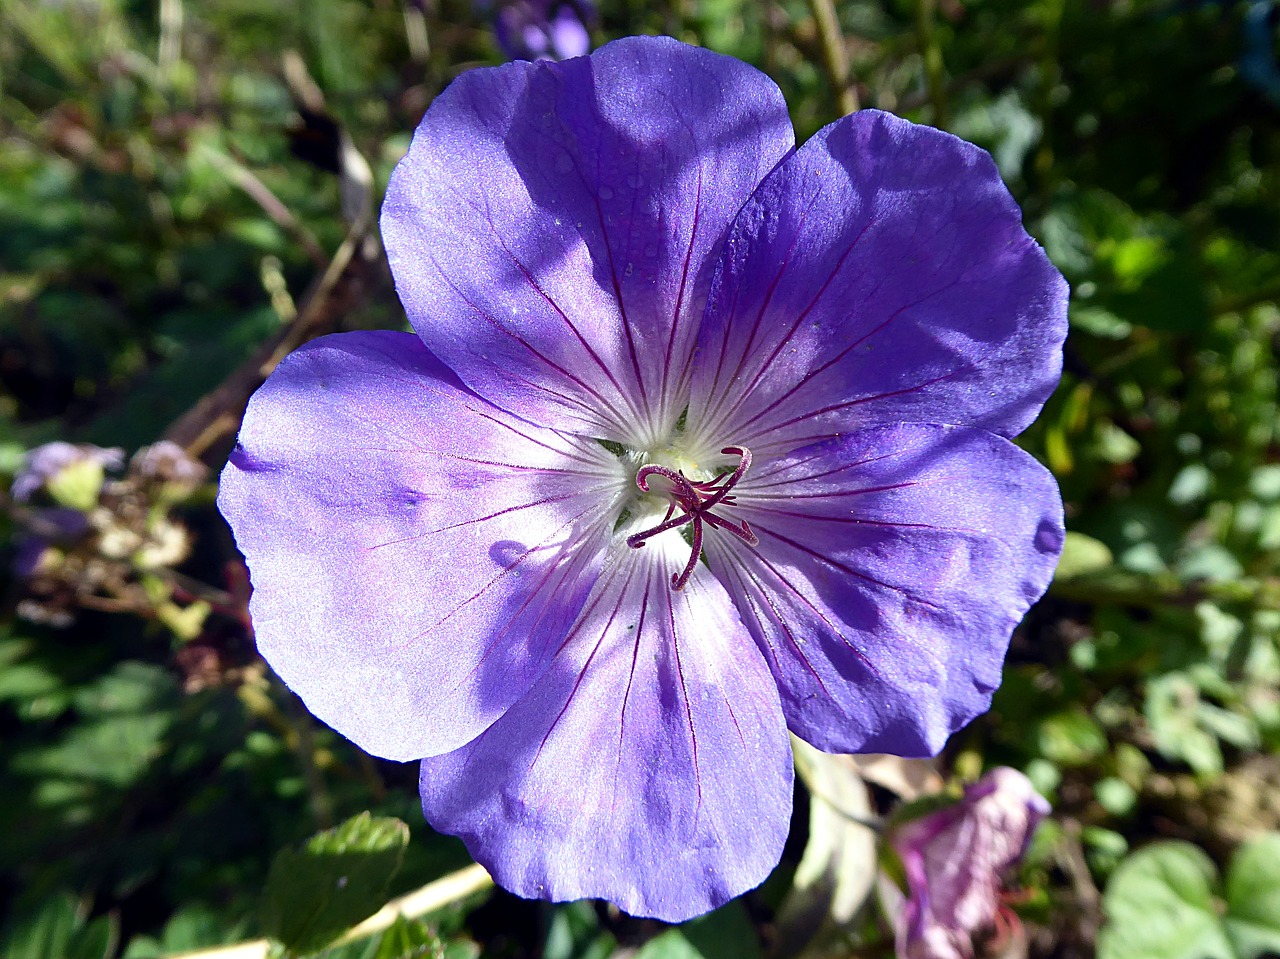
top-left (11, 441), bottom-right (124, 508)
top-left (488, 0), bottom-right (593, 61)
top-left (892, 768), bottom-right (1051, 959)
top-left (219, 37), bottom-right (1066, 921)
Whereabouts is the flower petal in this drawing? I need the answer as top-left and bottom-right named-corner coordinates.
top-left (704, 423), bottom-right (1063, 755)
top-left (418, 541), bottom-right (792, 922)
top-left (381, 35), bottom-right (794, 445)
top-left (218, 331), bottom-right (623, 761)
top-left (689, 110), bottom-right (1067, 453)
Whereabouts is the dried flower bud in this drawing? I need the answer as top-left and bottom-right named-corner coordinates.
top-left (892, 768), bottom-right (1050, 959)
top-left (130, 440), bottom-right (208, 501)
top-left (134, 516), bottom-right (192, 569)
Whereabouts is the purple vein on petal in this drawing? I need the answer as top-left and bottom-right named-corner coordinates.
top-left (697, 189), bottom-right (823, 437)
top-left (702, 254), bottom-right (746, 410)
top-left (532, 560), bottom-right (633, 771)
top-left (713, 216), bottom-right (879, 434)
top-left (746, 480), bottom-right (921, 503)
top-left (665, 583), bottom-right (703, 817)
top-left (482, 201), bottom-right (645, 430)
top-left (466, 407), bottom-right (614, 472)
top-left (662, 168), bottom-right (703, 425)
top-left (745, 367), bottom-right (974, 452)
top-left (741, 446), bottom-right (909, 492)
top-left (413, 504), bottom-right (608, 636)
top-left (655, 85), bottom-right (707, 410)
top-left (743, 507), bottom-right (984, 538)
top-left (613, 577), bottom-right (652, 810)
top-left (752, 521), bottom-right (947, 616)
top-left (738, 294), bottom-right (974, 446)
top-left (710, 546), bottom-right (834, 694)
top-left (719, 189), bottom-right (822, 387)
top-left (426, 248), bottom-right (634, 432)
top-left (364, 490), bottom-right (590, 550)
top-left (721, 687), bottom-right (748, 749)
top-left (430, 517), bottom-right (616, 706)
top-left (693, 576), bottom-right (749, 754)
top-left (594, 191), bottom-right (655, 432)
top-left (458, 562), bottom-right (589, 696)
top-left (474, 103), bottom-right (658, 438)
top-left (533, 627), bottom-right (612, 772)
top-left (743, 545), bottom-right (881, 674)
top-left (707, 555), bottom-right (782, 674)
top-left (428, 455), bottom-right (595, 474)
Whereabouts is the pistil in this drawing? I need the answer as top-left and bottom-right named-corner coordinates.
top-left (626, 446), bottom-right (758, 590)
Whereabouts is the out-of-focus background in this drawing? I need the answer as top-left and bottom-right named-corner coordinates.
top-left (2, 1), bottom-right (1279, 957)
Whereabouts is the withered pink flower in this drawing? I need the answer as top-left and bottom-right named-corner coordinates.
top-left (893, 768), bottom-right (1050, 959)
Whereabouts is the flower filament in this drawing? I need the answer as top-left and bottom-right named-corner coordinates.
top-left (626, 446), bottom-right (758, 591)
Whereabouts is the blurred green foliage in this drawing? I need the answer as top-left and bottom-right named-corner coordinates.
top-left (2, 0), bottom-right (1279, 957)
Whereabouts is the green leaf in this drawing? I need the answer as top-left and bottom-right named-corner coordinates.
top-left (681, 902), bottom-right (762, 959)
top-left (1070, 304), bottom-right (1133, 339)
top-left (1145, 674), bottom-right (1225, 776)
top-left (633, 903), bottom-right (761, 959)
top-left (1224, 833), bottom-right (1280, 959)
top-left (0, 892), bottom-right (115, 959)
top-left (14, 663), bottom-right (177, 792)
top-left (440, 942), bottom-right (480, 959)
top-left (65, 914), bottom-right (117, 959)
top-left (0, 893), bottom-right (78, 959)
top-left (634, 930), bottom-right (701, 959)
top-left (368, 916), bottom-right (442, 959)
top-left (0, 662), bottom-right (63, 702)
top-left (1095, 777), bottom-right (1138, 817)
top-left (311, 913), bottom-right (455, 959)
top-left (1094, 422), bottom-right (1142, 465)
top-left (543, 901), bottom-right (614, 959)
top-left (1098, 841), bottom-right (1234, 959)
top-left (121, 904), bottom-right (246, 957)
top-left (1054, 531), bottom-right (1115, 580)
top-left (261, 812), bottom-right (411, 957)
top-left (1037, 709), bottom-right (1108, 767)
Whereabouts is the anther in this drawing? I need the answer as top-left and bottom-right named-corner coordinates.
top-left (626, 446), bottom-right (759, 590)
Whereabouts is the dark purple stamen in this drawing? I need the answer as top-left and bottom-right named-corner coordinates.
top-left (626, 446), bottom-right (758, 590)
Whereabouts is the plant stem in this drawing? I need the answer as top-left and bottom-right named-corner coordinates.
top-left (915, 0), bottom-right (948, 127)
top-left (807, 0), bottom-right (859, 115)
top-left (165, 863), bottom-right (494, 959)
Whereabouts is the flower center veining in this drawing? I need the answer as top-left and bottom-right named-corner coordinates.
top-left (626, 446), bottom-right (758, 591)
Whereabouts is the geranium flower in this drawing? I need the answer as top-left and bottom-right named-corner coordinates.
top-left (892, 768), bottom-right (1051, 959)
top-left (218, 36), bottom-right (1066, 922)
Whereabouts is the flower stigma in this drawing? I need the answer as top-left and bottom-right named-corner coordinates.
top-left (626, 445), bottom-right (758, 591)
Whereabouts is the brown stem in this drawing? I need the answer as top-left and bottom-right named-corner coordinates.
top-left (199, 145), bottom-right (329, 270)
top-left (162, 220), bottom-right (375, 459)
